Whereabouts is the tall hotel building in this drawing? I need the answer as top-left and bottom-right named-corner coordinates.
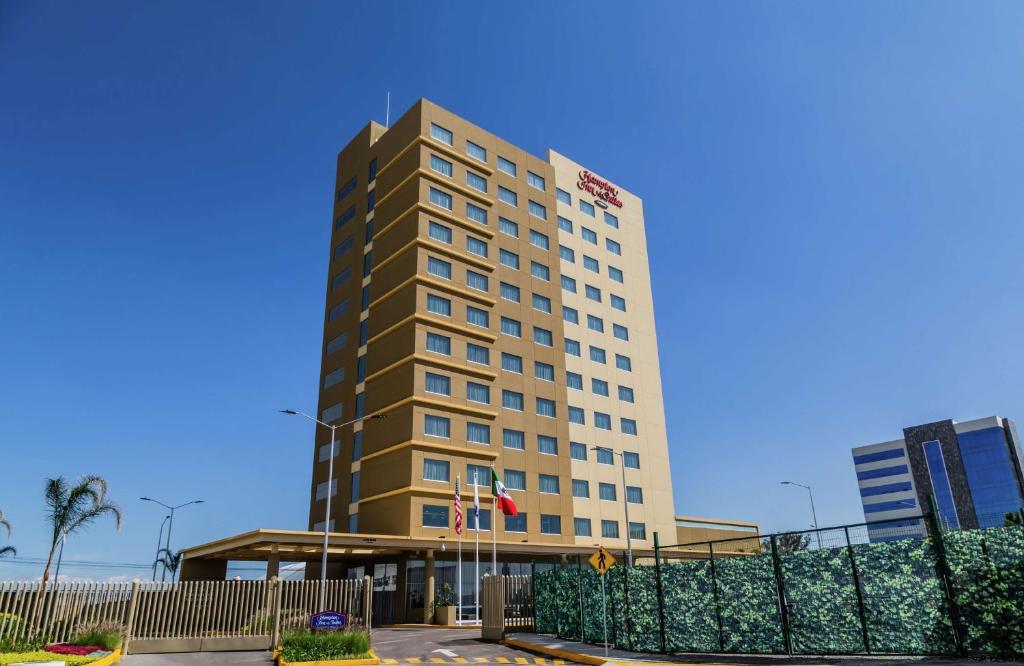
top-left (312, 99), bottom-right (677, 548)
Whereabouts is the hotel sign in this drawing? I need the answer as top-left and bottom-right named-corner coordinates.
top-left (577, 170), bottom-right (623, 208)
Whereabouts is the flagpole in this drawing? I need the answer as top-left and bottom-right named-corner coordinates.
top-left (474, 471), bottom-right (480, 624)
top-left (491, 466), bottom-right (497, 575)
top-left (456, 473), bottom-right (462, 625)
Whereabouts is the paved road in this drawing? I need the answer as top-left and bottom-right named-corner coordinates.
top-left (122, 652), bottom-right (272, 665)
top-left (373, 627), bottom-right (568, 664)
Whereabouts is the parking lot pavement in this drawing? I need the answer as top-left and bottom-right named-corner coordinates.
top-left (121, 652), bottom-right (273, 665)
top-left (373, 627), bottom-right (570, 664)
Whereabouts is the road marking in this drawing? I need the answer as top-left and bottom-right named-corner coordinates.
top-left (433, 649), bottom-right (460, 658)
top-left (474, 659), bottom-right (489, 663)
top-left (382, 660), bottom-right (398, 665)
top-left (554, 661), bottom-right (565, 665)
top-left (453, 659), bottom-right (468, 663)
top-left (431, 659), bottom-right (447, 663)
top-left (406, 659), bottom-right (422, 664)
top-left (495, 659), bottom-right (510, 663)
top-left (515, 659), bottom-right (529, 664)
top-left (534, 660), bottom-right (547, 665)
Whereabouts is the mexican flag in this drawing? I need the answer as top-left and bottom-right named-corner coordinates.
top-left (491, 468), bottom-right (518, 516)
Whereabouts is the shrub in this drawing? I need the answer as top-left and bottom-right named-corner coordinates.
top-left (279, 629), bottom-right (371, 661)
top-left (69, 620), bottom-right (124, 650)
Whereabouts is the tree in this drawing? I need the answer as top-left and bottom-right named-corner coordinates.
top-left (156, 548), bottom-right (183, 581)
top-left (40, 476), bottom-right (123, 584)
top-left (1004, 511), bottom-right (1023, 528)
top-left (0, 509), bottom-right (14, 558)
top-left (776, 532), bottom-right (811, 553)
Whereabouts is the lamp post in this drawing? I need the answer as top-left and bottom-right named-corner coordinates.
top-left (140, 497), bottom-right (205, 582)
top-left (781, 481), bottom-right (820, 548)
top-left (280, 408), bottom-right (387, 611)
top-left (592, 446), bottom-right (633, 567)
top-left (151, 514), bottom-right (170, 581)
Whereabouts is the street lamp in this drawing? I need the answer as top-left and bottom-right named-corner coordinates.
top-left (140, 497), bottom-right (205, 581)
top-left (781, 481), bottom-right (820, 548)
top-left (592, 446), bottom-right (634, 567)
top-left (151, 514), bottom-right (170, 581)
top-left (280, 408), bottom-right (387, 611)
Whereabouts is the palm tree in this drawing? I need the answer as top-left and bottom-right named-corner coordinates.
top-left (156, 548), bottom-right (183, 581)
top-left (0, 509), bottom-right (14, 558)
top-left (40, 476), bottom-right (123, 584)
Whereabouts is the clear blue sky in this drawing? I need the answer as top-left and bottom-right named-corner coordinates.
top-left (2, 1), bottom-right (1023, 580)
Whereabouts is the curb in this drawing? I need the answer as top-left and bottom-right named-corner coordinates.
top-left (90, 648), bottom-right (123, 666)
top-left (501, 638), bottom-right (608, 666)
top-left (277, 647), bottom-right (381, 666)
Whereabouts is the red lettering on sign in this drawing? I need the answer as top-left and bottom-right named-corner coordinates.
top-left (576, 170), bottom-right (623, 208)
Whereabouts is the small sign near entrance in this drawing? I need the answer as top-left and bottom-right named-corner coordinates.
top-left (588, 547), bottom-right (616, 575)
top-left (311, 610), bottom-right (348, 632)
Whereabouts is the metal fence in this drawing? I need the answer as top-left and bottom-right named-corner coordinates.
top-left (0, 576), bottom-right (371, 654)
top-left (502, 575), bottom-right (533, 629)
top-left (534, 512), bottom-right (1024, 658)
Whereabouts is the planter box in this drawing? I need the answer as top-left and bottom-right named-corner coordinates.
top-left (434, 606), bottom-right (457, 625)
top-left (276, 648), bottom-right (380, 666)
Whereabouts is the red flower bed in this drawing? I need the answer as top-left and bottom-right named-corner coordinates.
top-left (44, 643), bottom-right (105, 655)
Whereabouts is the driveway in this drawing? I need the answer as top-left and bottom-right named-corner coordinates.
top-left (373, 627), bottom-right (570, 664)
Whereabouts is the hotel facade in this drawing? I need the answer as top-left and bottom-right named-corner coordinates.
top-left (180, 99), bottom-right (756, 622)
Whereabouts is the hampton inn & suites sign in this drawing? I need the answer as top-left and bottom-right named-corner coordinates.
top-left (577, 170), bottom-right (623, 208)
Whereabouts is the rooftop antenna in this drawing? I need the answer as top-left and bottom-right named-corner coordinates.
top-left (385, 92), bottom-right (391, 128)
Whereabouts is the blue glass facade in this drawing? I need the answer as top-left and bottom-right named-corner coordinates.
top-left (958, 426), bottom-right (1024, 527)
top-left (923, 440), bottom-right (960, 529)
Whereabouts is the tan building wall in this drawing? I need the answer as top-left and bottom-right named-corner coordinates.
top-left (308, 99), bottom-right (685, 554)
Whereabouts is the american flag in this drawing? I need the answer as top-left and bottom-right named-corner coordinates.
top-left (453, 476), bottom-right (463, 536)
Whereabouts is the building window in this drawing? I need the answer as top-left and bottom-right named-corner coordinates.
top-left (560, 245), bottom-right (576, 263)
top-left (574, 518), bottom-right (592, 537)
top-left (423, 505), bottom-right (449, 528)
top-left (499, 282), bottom-right (520, 304)
top-left (324, 367), bottom-right (345, 389)
top-left (568, 407), bottom-right (585, 425)
top-left (570, 442), bottom-right (587, 461)
top-left (466, 270), bottom-right (488, 292)
top-left (331, 267), bottom-right (352, 291)
top-left (533, 326), bottom-right (553, 347)
top-left (572, 479), bottom-right (590, 498)
top-left (535, 361), bottom-right (555, 381)
top-left (326, 332), bottom-right (348, 355)
top-left (618, 386), bottom-right (635, 403)
top-left (628, 522), bottom-right (647, 540)
top-left (613, 324), bottom-right (629, 341)
top-left (529, 229), bottom-right (550, 250)
top-left (424, 414), bottom-right (450, 439)
top-left (466, 306), bottom-right (489, 328)
top-left (527, 171), bottom-right (546, 190)
top-left (466, 235), bottom-right (488, 258)
top-left (466, 382), bottom-right (490, 404)
top-left (505, 513), bottom-right (527, 533)
top-left (467, 422), bottom-right (491, 444)
top-left (348, 514), bottom-right (358, 532)
top-left (466, 171), bottom-right (488, 193)
top-left (344, 474), bottom-right (357, 501)
top-left (500, 317), bottom-right (522, 338)
top-left (497, 156), bottom-right (516, 176)
top-left (540, 515), bottom-right (561, 535)
top-left (585, 285), bottom-right (602, 302)
top-left (316, 479), bottom-right (337, 500)
top-left (466, 202), bottom-right (488, 225)
top-left (597, 448), bottom-right (614, 465)
top-left (601, 520), bottom-right (619, 539)
top-left (361, 285), bottom-right (371, 311)
top-left (368, 158), bottom-right (378, 182)
top-left (590, 347), bottom-right (607, 364)
top-left (606, 238), bottom-right (621, 255)
top-left (621, 418), bottom-right (638, 435)
top-left (583, 255), bottom-right (599, 273)
top-left (364, 217), bottom-right (375, 243)
top-left (609, 266), bottom-right (624, 283)
top-left (587, 315), bottom-right (604, 333)
top-left (337, 175), bottom-right (357, 202)
top-left (502, 390), bottom-right (524, 411)
top-left (556, 188), bottom-right (571, 205)
top-left (466, 342), bottom-right (489, 365)
top-left (599, 483), bottom-right (617, 501)
top-left (498, 186), bottom-right (518, 207)
top-left (566, 372), bottom-right (583, 390)
top-left (852, 448), bottom-right (906, 465)
top-left (466, 464), bottom-right (489, 487)
top-left (501, 353), bottom-right (523, 375)
top-left (428, 221), bottom-right (453, 244)
top-left (604, 211), bottom-right (619, 228)
top-left (565, 338), bottom-right (581, 357)
top-left (623, 452), bottom-right (640, 468)
top-left (923, 440), bottom-right (960, 529)
top-left (362, 251), bottom-right (372, 278)
top-left (428, 256), bottom-right (452, 280)
top-left (426, 332), bottom-right (451, 355)
top-left (531, 261), bottom-right (550, 281)
top-left (425, 372), bottom-right (450, 396)
top-left (423, 458), bottom-right (451, 482)
top-left (429, 187), bottom-right (453, 211)
top-left (532, 293), bottom-right (552, 314)
top-left (539, 474), bottom-right (560, 494)
top-left (595, 412), bottom-right (612, 430)
top-left (561, 275), bottom-right (577, 293)
top-left (328, 300), bottom-right (350, 322)
top-left (592, 378), bottom-right (609, 396)
top-left (500, 250), bottom-right (520, 271)
top-left (335, 205), bottom-right (356, 230)
top-left (536, 398), bottom-right (556, 418)
top-left (580, 200), bottom-right (595, 217)
top-left (611, 295), bottom-right (627, 312)
top-left (558, 216), bottom-right (573, 233)
top-left (358, 320), bottom-right (368, 346)
top-left (356, 356), bottom-right (367, 382)
top-left (627, 487), bottom-right (643, 504)
top-left (581, 227), bottom-right (598, 244)
top-left (503, 429), bottom-right (525, 451)
top-left (352, 430), bottom-right (363, 461)
top-left (471, 508), bottom-right (491, 532)
top-left (430, 154), bottom-right (453, 177)
top-left (430, 123), bottom-right (453, 145)
top-left (538, 434), bottom-right (557, 454)
top-left (466, 140), bottom-right (486, 162)
top-left (334, 236), bottom-right (354, 259)
top-left (499, 217), bottom-right (518, 237)
top-left (563, 306), bottom-right (579, 324)
top-left (426, 294), bottom-right (451, 317)
top-left (528, 200), bottom-right (547, 220)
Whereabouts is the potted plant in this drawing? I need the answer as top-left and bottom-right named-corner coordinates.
top-left (433, 582), bottom-right (457, 625)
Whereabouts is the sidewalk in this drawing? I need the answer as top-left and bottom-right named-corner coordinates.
top-left (503, 633), bottom-right (1007, 666)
